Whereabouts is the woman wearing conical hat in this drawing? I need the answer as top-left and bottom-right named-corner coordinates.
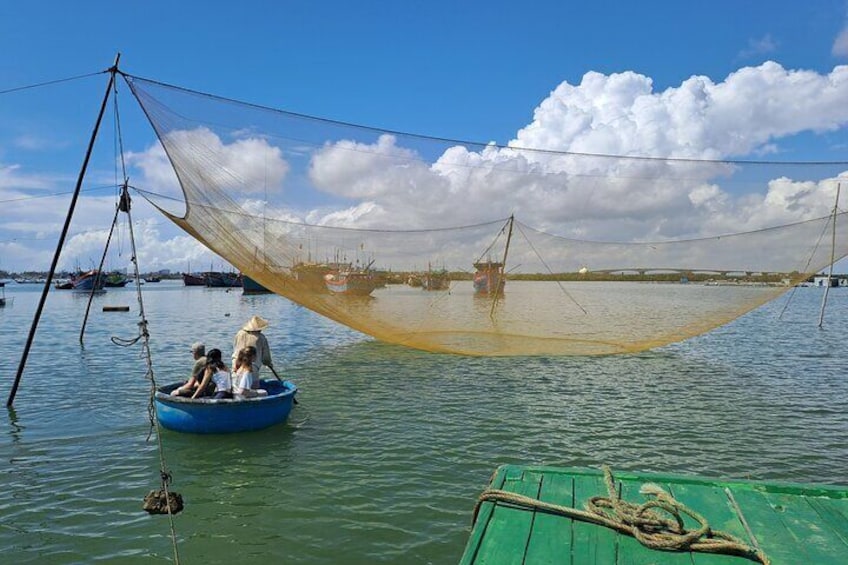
top-left (231, 315), bottom-right (275, 383)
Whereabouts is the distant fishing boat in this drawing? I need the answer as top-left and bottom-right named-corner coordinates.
top-left (181, 272), bottom-right (205, 286)
top-left (422, 264), bottom-right (450, 291)
top-left (205, 271), bottom-right (242, 287)
top-left (0, 281), bottom-right (6, 307)
top-left (104, 271), bottom-right (129, 287)
top-left (144, 275), bottom-right (162, 283)
top-left (472, 260), bottom-right (505, 295)
top-left (154, 379), bottom-right (298, 434)
top-left (292, 261), bottom-right (346, 292)
top-left (71, 269), bottom-right (105, 291)
top-left (242, 274), bottom-right (272, 294)
top-left (461, 464), bottom-right (848, 565)
top-left (324, 269), bottom-right (378, 296)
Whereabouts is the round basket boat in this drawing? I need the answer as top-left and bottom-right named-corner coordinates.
top-left (154, 379), bottom-right (298, 434)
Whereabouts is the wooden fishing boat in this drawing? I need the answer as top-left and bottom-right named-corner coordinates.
top-left (422, 266), bottom-right (450, 290)
top-left (460, 464), bottom-right (848, 564)
top-left (181, 272), bottom-right (206, 286)
top-left (104, 271), bottom-right (129, 287)
top-left (154, 379), bottom-right (297, 434)
top-left (71, 269), bottom-right (106, 291)
top-left (324, 270), bottom-right (378, 296)
top-left (292, 261), bottom-right (347, 292)
top-left (472, 260), bottom-right (505, 295)
top-left (205, 271), bottom-right (242, 287)
top-left (0, 281), bottom-right (5, 307)
top-left (242, 274), bottom-right (272, 294)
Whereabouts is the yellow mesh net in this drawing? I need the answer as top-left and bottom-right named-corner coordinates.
top-left (124, 74), bottom-right (848, 356)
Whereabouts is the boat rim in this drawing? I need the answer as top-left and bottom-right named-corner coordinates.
top-left (154, 379), bottom-right (297, 405)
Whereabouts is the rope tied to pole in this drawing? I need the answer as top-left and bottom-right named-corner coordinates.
top-left (472, 465), bottom-right (769, 564)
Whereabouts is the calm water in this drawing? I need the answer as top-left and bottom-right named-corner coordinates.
top-left (1, 281), bottom-right (847, 564)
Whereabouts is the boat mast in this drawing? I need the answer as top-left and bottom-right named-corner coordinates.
top-left (818, 183), bottom-right (841, 328)
top-left (7, 54), bottom-right (120, 407)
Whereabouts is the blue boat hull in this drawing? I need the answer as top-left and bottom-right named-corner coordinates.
top-left (72, 270), bottom-right (106, 291)
top-left (154, 379), bottom-right (297, 434)
top-left (242, 274), bottom-right (272, 294)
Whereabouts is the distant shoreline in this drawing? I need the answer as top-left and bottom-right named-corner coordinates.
top-left (3, 270), bottom-right (842, 286)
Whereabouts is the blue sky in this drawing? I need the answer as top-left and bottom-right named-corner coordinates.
top-left (2, 1), bottom-right (848, 273)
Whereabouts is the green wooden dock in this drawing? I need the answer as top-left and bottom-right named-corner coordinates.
top-left (459, 465), bottom-right (848, 565)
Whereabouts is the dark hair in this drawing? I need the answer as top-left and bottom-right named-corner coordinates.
top-left (205, 348), bottom-right (225, 370)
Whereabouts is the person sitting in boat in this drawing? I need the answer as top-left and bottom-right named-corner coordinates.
top-left (232, 346), bottom-right (268, 399)
top-left (170, 341), bottom-right (207, 397)
top-left (231, 315), bottom-right (275, 376)
top-left (191, 348), bottom-right (233, 400)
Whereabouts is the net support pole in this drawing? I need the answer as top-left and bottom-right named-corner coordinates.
top-left (818, 182), bottom-right (841, 328)
top-left (80, 196), bottom-right (123, 345)
top-left (7, 54), bottom-right (120, 407)
top-left (490, 215), bottom-right (514, 319)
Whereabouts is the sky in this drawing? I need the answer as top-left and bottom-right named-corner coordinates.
top-left (3, 0), bottom-right (848, 274)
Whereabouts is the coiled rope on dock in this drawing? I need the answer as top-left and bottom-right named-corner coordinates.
top-left (472, 465), bottom-right (769, 564)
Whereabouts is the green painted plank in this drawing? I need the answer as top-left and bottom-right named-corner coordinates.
top-left (572, 474), bottom-right (618, 564)
top-left (761, 491), bottom-right (848, 563)
top-left (459, 466), bottom-right (512, 565)
top-left (472, 468), bottom-right (541, 564)
top-left (616, 480), bottom-right (694, 565)
top-left (729, 488), bottom-right (811, 565)
top-left (459, 467), bottom-right (848, 565)
top-left (806, 497), bottom-right (848, 546)
top-left (512, 467), bottom-right (848, 500)
top-left (523, 473), bottom-right (574, 564)
top-left (667, 482), bottom-right (758, 565)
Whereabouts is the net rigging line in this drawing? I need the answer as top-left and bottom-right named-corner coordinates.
top-left (119, 71), bottom-right (848, 167)
top-left (0, 184), bottom-right (123, 205)
top-left (514, 219), bottom-right (587, 315)
top-left (0, 70), bottom-right (106, 96)
top-left (131, 185), bottom-right (511, 234)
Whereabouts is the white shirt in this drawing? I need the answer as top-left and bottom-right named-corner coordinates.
top-left (211, 369), bottom-right (232, 392)
top-left (233, 368), bottom-right (266, 398)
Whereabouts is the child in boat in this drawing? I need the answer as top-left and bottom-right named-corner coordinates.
top-left (191, 348), bottom-right (233, 399)
top-left (232, 346), bottom-right (268, 400)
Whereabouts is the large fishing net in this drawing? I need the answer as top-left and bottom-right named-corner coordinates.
top-left (123, 74), bottom-right (848, 356)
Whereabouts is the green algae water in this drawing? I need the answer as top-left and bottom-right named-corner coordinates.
top-left (1, 281), bottom-right (847, 564)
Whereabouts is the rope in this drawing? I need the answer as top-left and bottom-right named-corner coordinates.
top-left (474, 219), bottom-right (509, 265)
top-left (472, 465), bottom-right (769, 564)
top-left (119, 183), bottom-right (181, 564)
top-left (0, 70), bottom-right (106, 95)
top-left (113, 73), bottom-right (183, 558)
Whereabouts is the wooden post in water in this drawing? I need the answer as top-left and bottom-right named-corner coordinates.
top-left (7, 55), bottom-right (120, 407)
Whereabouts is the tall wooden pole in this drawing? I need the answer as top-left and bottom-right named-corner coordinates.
top-left (490, 215), bottom-right (514, 319)
top-left (818, 183), bottom-right (841, 328)
top-left (7, 54), bottom-right (120, 407)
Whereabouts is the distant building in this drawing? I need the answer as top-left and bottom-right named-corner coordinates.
top-left (812, 276), bottom-right (842, 287)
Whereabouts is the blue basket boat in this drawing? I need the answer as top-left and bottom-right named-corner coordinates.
top-left (154, 379), bottom-right (297, 434)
